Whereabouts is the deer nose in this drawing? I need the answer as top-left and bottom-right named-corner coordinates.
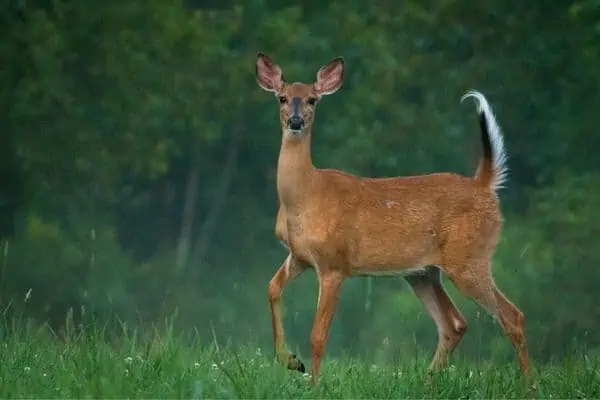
top-left (287, 116), bottom-right (304, 131)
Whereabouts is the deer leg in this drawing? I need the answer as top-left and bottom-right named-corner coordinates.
top-left (309, 270), bottom-right (345, 384)
top-left (406, 267), bottom-right (468, 370)
top-left (268, 254), bottom-right (306, 372)
top-left (492, 286), bottom-right (530, 374)
top-left (444, 261), bottom-right (530, 376)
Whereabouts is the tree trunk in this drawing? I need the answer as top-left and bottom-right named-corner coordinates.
top-left (192, 124), bottom-right (242, 270)
top-left (175, 149), bottom-right (201, 273)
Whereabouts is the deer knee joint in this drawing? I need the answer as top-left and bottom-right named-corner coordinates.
top-left (454, 320), bottom-right (467, 336)
top-left (268, 279), bottom-right (281, 302)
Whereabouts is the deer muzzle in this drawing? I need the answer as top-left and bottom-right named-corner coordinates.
top-left (287, 97), bottom-right (305, 132)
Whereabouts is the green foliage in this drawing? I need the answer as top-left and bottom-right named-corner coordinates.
top-left (0, 322), bottom-right (599, 398)
top-left (1, 214), bottom-right (137, 327)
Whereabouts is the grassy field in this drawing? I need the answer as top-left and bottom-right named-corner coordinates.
top-left (0, 322), bottom-right (598, 399)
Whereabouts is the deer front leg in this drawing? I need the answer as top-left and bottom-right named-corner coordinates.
top-left (310, 270), bottom-right (345, 385)
top-left (268, 254), bottom-right (306, 372)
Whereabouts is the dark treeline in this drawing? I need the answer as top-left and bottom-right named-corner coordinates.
top-left (1, 0), bottom-right (599, 363)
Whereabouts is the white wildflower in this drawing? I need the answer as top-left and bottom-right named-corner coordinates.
top-left (211, 363), bottom-right (219, 370)
top-left (23, 366), bottom-right (31, 373)
top-left (193, 362), bottom-right (201, 368)
top-left (124, 357), bottom-right (133, 364)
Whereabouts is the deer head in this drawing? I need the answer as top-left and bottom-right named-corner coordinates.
top-left (256, 53), bottom-right (344, 138)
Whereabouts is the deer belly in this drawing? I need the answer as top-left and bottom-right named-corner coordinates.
top-left (346, 222), bottom-right (440, 270)
top-left (351, 265), bottom-right (429, 278)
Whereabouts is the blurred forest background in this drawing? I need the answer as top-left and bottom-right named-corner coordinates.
top-left (1, 0), bottom-right (599, 365)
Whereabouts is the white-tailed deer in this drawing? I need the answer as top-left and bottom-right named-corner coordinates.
top-left (256, 52), bottom-right (529, 384)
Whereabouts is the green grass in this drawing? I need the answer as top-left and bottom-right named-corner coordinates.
top-left (0, 323), bottom-right (598, 399)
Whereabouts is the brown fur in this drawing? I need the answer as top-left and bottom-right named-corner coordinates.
top-left (256, 53), bottom-right (530, 384)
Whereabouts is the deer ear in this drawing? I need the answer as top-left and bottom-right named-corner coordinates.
top-left (315, 57), bottom-right (344, 96)
top-left (256, 52), bottom-right (284, 93)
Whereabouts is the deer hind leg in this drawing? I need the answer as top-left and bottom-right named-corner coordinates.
top-left (405, 267), bottom-right (468, 370)
top-left (443, 260), bottom-right (530, 376)
top-left (492, 286), bottom-right (529, 374)
top-left (268, 254), bottom-right (307, 373)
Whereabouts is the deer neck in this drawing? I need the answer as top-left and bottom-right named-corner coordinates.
top-left (276, 131), bottom-right (315, 208)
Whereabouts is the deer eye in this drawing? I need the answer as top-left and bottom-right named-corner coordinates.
top-left (307, 97), bottom-right (317, 105)
top-left (278, 96), bottom-right (287, 104)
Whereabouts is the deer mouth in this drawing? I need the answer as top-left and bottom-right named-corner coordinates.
top-left (287, 120), bottom-right (305, 133)
top-left (286, 123), bottom-right (305, 135)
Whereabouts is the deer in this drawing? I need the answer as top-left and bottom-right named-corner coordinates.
top-left (255, 52), bottom-right (530, 385)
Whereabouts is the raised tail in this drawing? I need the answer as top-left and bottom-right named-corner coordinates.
top-left (461, 90), bottom-right (508, 192)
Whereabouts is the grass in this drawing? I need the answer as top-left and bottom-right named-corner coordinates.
top-left (0, 322), bottom-right (599, 399)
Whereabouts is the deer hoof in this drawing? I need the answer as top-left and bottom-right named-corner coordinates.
top-left (288, 353), bottom-right (305, 373)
